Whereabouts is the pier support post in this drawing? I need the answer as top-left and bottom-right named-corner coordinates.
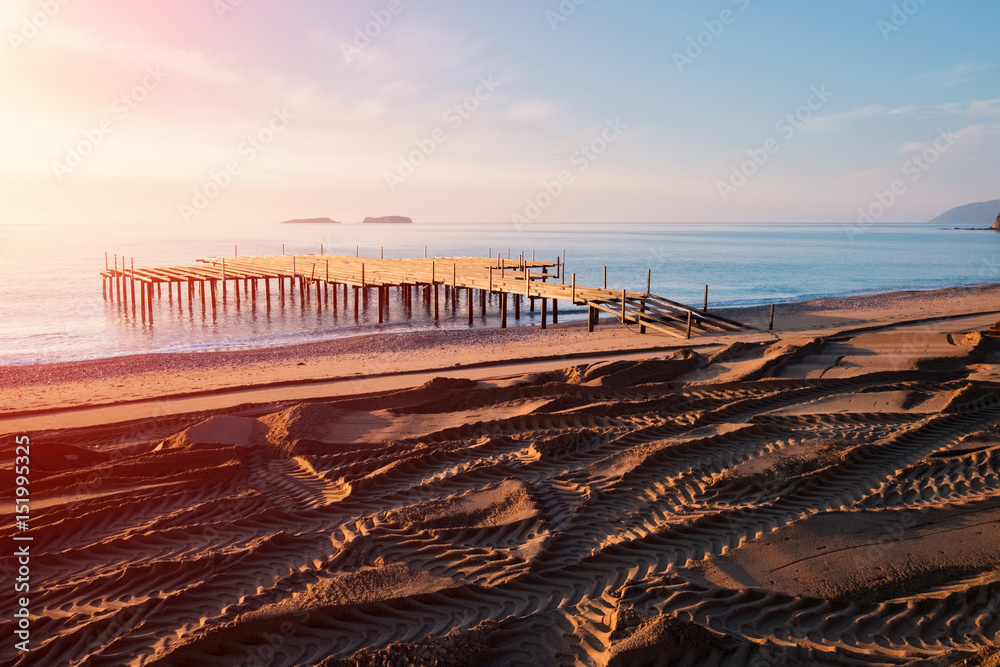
top-left (552, 297), bottom-right (558, 324)
top-left (588, 305), bottom-right (596, 332)
top-left (265, 277), bottom-right (271, 310)
top-left (480, 288), bottom-right (486, 317)
top-left (210, 279), bottom-right (217, 316)
top-left (541, 298), bottom-right (547, 330)
top-left (501, 292), bottom-right (507, 328)
top-left (378, 286), bottom-right (384, 323)
top-left (686, 311), bottom-right (693, 339)
top-left (140, 282), bottom-right (146, 323)
top-left (704, 285), bottom-right (709, 313)
top-left (354, 286), bottom-right (359, 321)
top-left (769, 304), bottom-right (775, 331)
top-left (199, 280), bottom-right (206, 312)
top-left (434, 284), bottom-right (439, 320)
top-left (468, 288), bottom-right (473, 326)
top-left (147, 283), bottom-right (154, 324)
top-left (130, 264), bottom-right (137, 318)
top-left (332, 282), bottom-right (337, 311)
top-left (515, 294), bottom-right (520, 319)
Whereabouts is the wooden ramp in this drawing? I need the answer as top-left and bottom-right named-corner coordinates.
top-left (100, 252), bottom-right (748, 337)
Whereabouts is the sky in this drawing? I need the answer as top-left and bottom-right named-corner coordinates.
top-left (1, 0), bottom-right (998, 225)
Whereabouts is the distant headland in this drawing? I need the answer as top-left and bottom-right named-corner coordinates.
top-left (928, 199), bottom-right (1000, 229)
top-left (279, 216), bottom-right (412, 224)
top-left (279, 217), bottom-right (341, 224)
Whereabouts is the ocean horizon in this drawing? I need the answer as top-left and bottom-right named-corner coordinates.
top-left (1, 220), bottom-right (997, 366)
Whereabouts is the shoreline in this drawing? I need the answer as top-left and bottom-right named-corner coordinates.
top-left (4, 280), bottom-right (1000, 370)
top-left (2, 283), bottom-right (999, 419)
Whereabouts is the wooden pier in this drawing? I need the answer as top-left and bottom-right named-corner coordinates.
top-left (100, 251), bottom-right (746, 338)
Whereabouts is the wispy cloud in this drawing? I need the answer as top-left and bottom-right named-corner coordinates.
top-left (888, 99), bottom-right (1000, 118)
top-left (801, 105), bottom-right (885, 131)
top-left (920, 61), bottom-right (998, 87)
top-left (968, 99), bottom-right (1000, 116)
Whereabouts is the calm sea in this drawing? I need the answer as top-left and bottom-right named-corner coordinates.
top-left (0, 221), bottom-right (996, 366)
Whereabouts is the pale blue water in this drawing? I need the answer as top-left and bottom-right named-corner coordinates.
top-left (0, 221), bottom-right (996, 365)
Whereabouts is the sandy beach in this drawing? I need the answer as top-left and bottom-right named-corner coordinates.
top-left (4, 283), bottom-right (1000, 666)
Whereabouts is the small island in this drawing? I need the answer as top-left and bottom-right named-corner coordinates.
top-left (363, 216), bottom-right (412, 224)
top-left (280, 217), bottom-right (341, 224)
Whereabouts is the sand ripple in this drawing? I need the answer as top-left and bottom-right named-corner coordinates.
top-left (4, 335), bottom-right (1000, 665)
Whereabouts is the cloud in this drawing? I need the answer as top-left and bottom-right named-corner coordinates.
top-left (968, 99), bottom-right (1000, 116)
top-left (885, 99), bottom-right (1000, 119)
top-left (801, 105), bottom-right (885, 131)
top-left (920, 61), bottom-right (998, 87)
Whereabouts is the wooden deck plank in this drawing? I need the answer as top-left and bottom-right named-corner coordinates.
top-left (103, 253), bottom-right (747, 337)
